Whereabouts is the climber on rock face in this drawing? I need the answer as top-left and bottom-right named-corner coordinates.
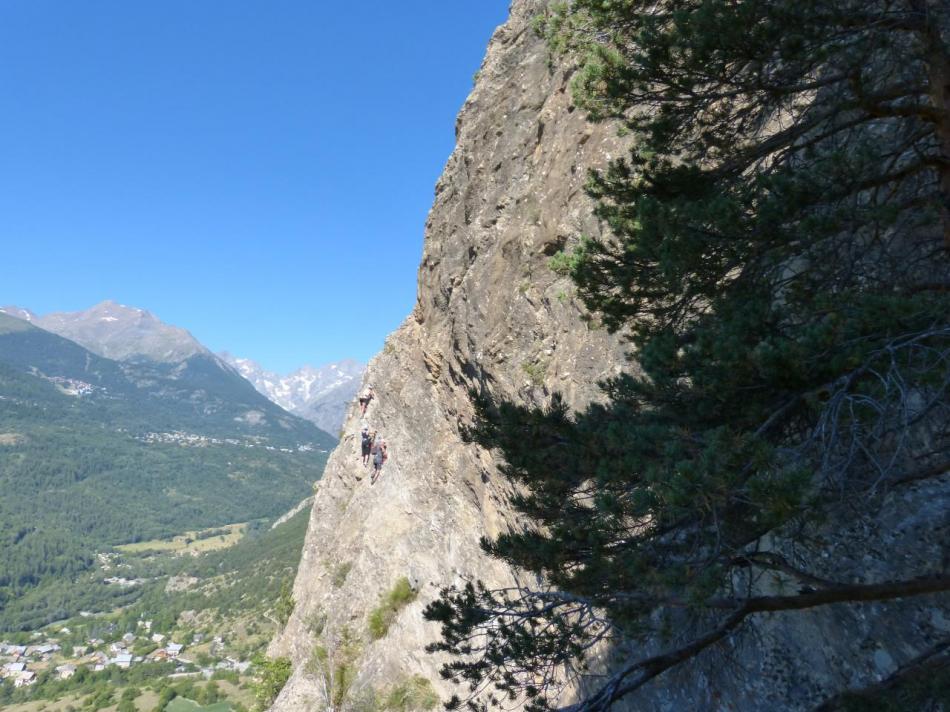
top-left (360, 426), bottom-right (373, 466)
top-left (371, 434), bottom-right (388, 484)
top-left (359, 385), bottom-right (375, 416)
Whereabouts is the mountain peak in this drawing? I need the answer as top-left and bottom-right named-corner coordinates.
top-left (31, 301), bottom-right (208, 363)
top-left (0, 305), bottom-right (39, 322)
top-left (219, 353), bottom-right (365, 434)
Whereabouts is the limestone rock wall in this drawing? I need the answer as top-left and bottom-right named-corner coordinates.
top-left (267, 1), bottom-right (629, 707)
top-left (269, 1), bottom-right (950, 709)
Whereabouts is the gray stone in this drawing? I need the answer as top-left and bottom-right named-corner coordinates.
top-left (267, 2), bottom-right (628, 708)
top-left (269, 1), bottom-right (950, 710)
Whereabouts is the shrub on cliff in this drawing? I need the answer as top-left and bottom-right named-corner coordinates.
top-left (426, 0), bottom-right (950, 710)
top-left (274, 580), bottom-right (295, 627)
top-left (368, 578), bottom-right (417, 641)
top-left (251, 656), bottom-right (291, 711)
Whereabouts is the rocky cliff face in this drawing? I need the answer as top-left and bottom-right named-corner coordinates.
top-left (269, 1), bottom-right (950, 709)
top-left (268, 0), bottom-right (629, 706)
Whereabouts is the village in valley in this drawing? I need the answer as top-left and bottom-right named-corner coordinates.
top-left (1, 617), bottom-right (253, 690)
top-left (0, 509), bottom-right (307, 711)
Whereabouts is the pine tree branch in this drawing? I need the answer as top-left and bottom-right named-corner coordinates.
top-left (813, 638), bottom-right (950, 710)
top-left (564, 575), bottom-right (950, 712)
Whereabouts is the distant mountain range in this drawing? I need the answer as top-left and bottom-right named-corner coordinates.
top-left (8, 300), bottom-right (209, 363)
top-left (0, 302), bottom-right (364, 434)
top-left (221, 355), bottom-right (363, 436)
top-left (0, 309), bottom-right (331, 443)
top-left (0, 308), bottom-right (338, 630)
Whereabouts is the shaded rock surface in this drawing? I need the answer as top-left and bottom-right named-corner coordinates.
top-left (270, 1), bottom-right (950, 709)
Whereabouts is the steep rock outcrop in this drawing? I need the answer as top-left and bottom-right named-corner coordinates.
top-left (268, 0), bottom-right (628, 706)
top-left (270, 1), bottom-right (950, 710)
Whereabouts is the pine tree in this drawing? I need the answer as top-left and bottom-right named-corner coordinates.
top-left (425, 1), bottom-right (950, 709)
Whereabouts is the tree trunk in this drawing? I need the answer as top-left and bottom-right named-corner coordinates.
top-left (934, 62), bottom-right (950, 249)
top-left (923, 3), bottom-right (950, 248)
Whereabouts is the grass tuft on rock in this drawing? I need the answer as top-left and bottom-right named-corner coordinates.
top-left (382, 676), bottom-right (439, 711)
top-left (331, 561), bottom-right (353, 588)
top-left (368, 577), bottom-right (417, 640)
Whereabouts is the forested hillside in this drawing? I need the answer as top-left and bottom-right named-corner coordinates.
top-left (0, 508), bottom-right (313, 711)
top-left (0, 315), bottom-right (332, 631)
top-left (0, 313), bottom-right (336, 444)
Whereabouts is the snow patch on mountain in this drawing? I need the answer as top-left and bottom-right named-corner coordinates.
top-left (220, 354), bottom-right (364, 435)
top-left (0, 306), bottom-right (38, 323)
top-left (3, 300), bottom-right (362, 435)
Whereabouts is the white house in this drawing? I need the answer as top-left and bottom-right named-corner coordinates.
top-left (13, 670), bottom-right (36, 687)
top-left (56, 664), bottom-right (77, 680)
top-left (110, 653), bottom-right (133, 669)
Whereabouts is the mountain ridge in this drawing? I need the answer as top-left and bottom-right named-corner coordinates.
top-left (0, 311), bottom-right (334, 631)
top-left (22, 300), bottom-right (209, 363)
top-left (1, 302), bottom-right (363, 434)
top-left (0, 311), bottom-right (335, 444)
top-left (221, 354), bottom-right (364, 435)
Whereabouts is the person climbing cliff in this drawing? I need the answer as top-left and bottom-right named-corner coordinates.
top-left (359, 385), bottom-right (375, 416)
top-left (360, 426), bottom-right (373, 466)
top-left (370, 435), bottom-right (388, 483)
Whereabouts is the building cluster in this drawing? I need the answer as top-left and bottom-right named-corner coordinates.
top-left (136, 430), bottom-right (314, 454)
top-left (103, 576), bottom-right (143, 587)
top-left (201, 657), bottom-right (252, 678)
top-left (0, 625), bottom-right (191, 688)
top-left (0, 641), bottom-right (61, 687)
top-left (1, 616), bottom-right (257, 695)
top-left (40, 375), bottom-right (99, 397)
top-left (138, 431), bottom-right (245, 447)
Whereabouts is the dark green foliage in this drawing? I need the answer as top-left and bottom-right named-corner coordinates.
top-left (275, 580), bottom-right (295, 627)
top-left (0, 661), bottom-right (178, 709)
top-left (83, 685), bottom-right (114, 710)
top-left (382, 675), bottom-right (439, 711)
top-left (252, 656), bottom-right (292, 711)
top-left (331, 561), bottom-right (353, 588)
top-left (427, 1), bottom-right (950, 710)
top-left (157, 685), bottom-right (179, 711)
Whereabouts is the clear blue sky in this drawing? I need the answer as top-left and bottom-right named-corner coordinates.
top-left (0, 1), bottom-right (510, 373)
